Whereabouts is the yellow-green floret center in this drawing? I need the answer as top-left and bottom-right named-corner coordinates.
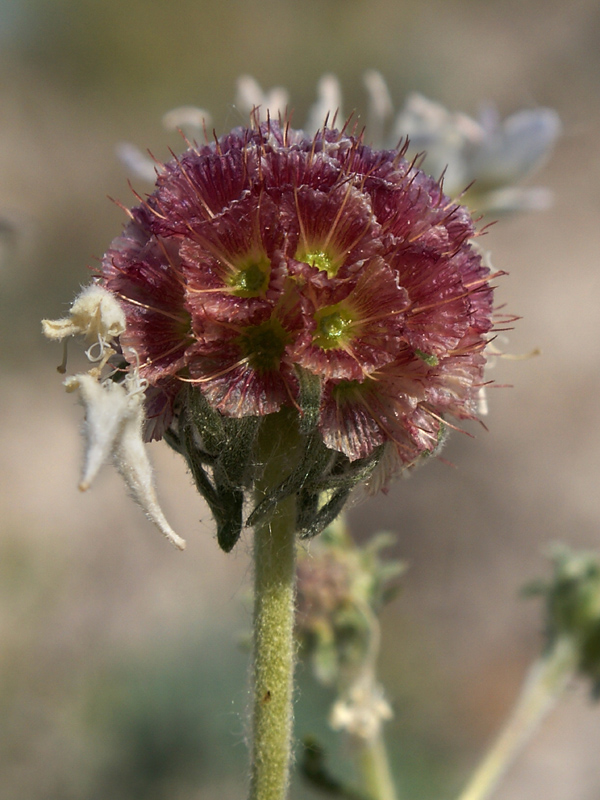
top-left (303, 250), bottom-right (335, 275)
top-left (238, 318), bottom-right (291, 372)
top-left (229, 255), bottom-right (271, 297)
top-left (313, 304), bottom-right (354, 349)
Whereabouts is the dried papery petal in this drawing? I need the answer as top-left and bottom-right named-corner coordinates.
top-left (66, 373), bottom-right (185, 549)
top-left (68, 373), bottom-right (133, 491)
top-left (113, 396), bottom-right (186, 550)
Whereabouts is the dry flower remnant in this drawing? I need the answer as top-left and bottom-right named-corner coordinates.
top-left (44, 114), bottom-right (499, 551)
top-left (42, 286), bottom-right (186, 549)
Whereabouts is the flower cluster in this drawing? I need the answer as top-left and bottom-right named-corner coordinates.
top-left (47, 113), bottom-right (497, 551)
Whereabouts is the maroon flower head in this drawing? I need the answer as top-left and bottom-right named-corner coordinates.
top-left (100, 116), bottom-right (497, 549)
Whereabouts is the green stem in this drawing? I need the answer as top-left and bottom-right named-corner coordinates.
top-left (249, 413), bottom-right (300, 800)
top-left (455, 636), bottom-right (578, 800)
top-left (356, 729), bottom-right (399, 800)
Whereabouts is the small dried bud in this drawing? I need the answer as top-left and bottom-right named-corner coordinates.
top-left (296, 522), bottom-right (404, 686)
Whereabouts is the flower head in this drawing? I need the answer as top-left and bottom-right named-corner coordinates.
top-left (47, 110), bottom-right (498, 551)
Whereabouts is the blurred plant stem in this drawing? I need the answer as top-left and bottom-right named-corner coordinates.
top-left (354, 726), bottom-right (399, 800)
top-left (328, 576), bottom-right (399, 800)
top-left (455, 636), bottom-right (578, 800)
top-left (248, 415), bottom-right (300, 800)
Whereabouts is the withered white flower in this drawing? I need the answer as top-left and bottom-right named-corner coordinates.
top-left (65, 372), bottom-right (186, 550)
top-left (44, 285), bottom-right (185, 550)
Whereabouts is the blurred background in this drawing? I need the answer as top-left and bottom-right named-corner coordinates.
top-left (1, 0), bottom-right (600, 798)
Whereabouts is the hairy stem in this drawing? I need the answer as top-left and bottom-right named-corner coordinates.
top-left (249, 413), bottom-right (300, 800)
top-left (455, 636), bottom-right (578, 800)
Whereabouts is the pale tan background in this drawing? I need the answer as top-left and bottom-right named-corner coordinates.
top-left (1, 1), bottom-right (600, 798)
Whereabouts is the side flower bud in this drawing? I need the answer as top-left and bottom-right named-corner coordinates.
top-left (527, 545), bottom-right (600, 695)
